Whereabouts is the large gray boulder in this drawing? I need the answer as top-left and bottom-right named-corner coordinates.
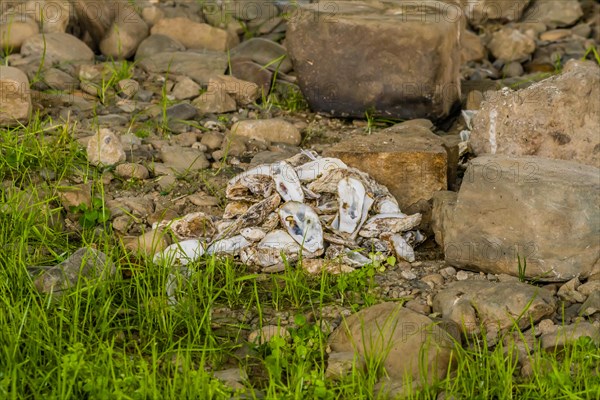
top-left (469, 60), bottom-right (600, 168)
top-left (433, 155), bottom-right (599, 281)
top-left (286, 0), bottom-right (462, 120)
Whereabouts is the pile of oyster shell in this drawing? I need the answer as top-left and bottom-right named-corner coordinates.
top-left (152, 151), bottom-right (425, 274)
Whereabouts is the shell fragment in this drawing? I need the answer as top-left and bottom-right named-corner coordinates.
top-left (207, 235), bottom-right (251, 256)
top-left (295, 157), bottom-right (348, 182)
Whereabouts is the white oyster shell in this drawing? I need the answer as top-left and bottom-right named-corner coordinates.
top-left (153, 239), bottom-right (205, 266)
top-left (337, 177), bottom-right (366, 234)
top-left (295, 157), bottom-right (348, 182)
top-left (359, 213), bottom-right (422, 238)
top-left (207, 235), bottom-right (251, 256)
top-left (272, 161), bottom-right (304, 202)
top-left (279, 201), bottom-right (324, 253)
top-left (375, 196), bottom-right (402, 214)
top-left (227, 164), bottom-right (273, 186)
top-left (240, 230), bottom-right (301, 267)
top-left (240, 227), bottom-right (266, 242)
top-left (387, 233), bottom-right (416, 262)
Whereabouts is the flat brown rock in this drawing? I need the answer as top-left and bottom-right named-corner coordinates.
top-left (324, 126), bottom-right (448, 214)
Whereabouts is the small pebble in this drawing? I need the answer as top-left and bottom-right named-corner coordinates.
top-left (440, 266), bottom-right (457, 278)
top-left (455, 270), bottom-right (469, 281)
top-left (401, 270), bottom-right (417, 280)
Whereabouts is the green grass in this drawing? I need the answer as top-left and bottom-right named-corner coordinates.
top-left (1, 114), bottom-right (599, 399)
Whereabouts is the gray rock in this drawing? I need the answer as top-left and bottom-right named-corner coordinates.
top-left (73, 0), bottom-right (149, 59)
top-left (433, 281), bottom-right (556, 337)
top-left (523, 0), bottom-right (583, 29)
top-left (32, 247), bottom-right (115, 294)
top-left (230, 38), bottom-right (292, 73)
top-left (438, 155), bottom-right (599, 281)
top-left (431, 191), bottom-right (458, 248)
top-left (27, 0), bottom-right (70, 33)
top-left (460, 0), bottom-right (530, 26)
top-left (107, 197), bottom-right (154, 219)
top-left (170, 131), bottom-right (198, 147)
top-left (138, 51), bottom-right (227, 85)
top-left (579, 291), bottom-right (600, 317)
top-left (461, 29), bottom-right (487, 63)
top-left (20, 32), bottom-right (94, 64)
top-left (192, 87), bottom-right (237, 114)
top-left (171, 77), bottom-right (201, 100)
top-left (248, 325), bottom-right (290, 345)
top-left (78, 64), bottom-right (110, 84)
top-left (209, 75), bottom-right (260, 106)
top-left (0, 16), bottom-right (39, 52)
top-left (502, 61), bottom-right (525, 77)
top-left (229, 59), bottom-right (273, 96)
top-left (230, 118), bottom-right (301, 146)
top-left (325, 351), bottom-right (366, 380)
top-left (213, 368), bottom-right (248, 390)
top-left (220, 134), bottom-right (247, 157)
top-left (41, 68), bottom-right (78, 91)
top-left (571, 23), bottom-right (591, 39)
top-left (96, 114), bottom-right (129, 127)
top-left (164, 103), bottom-right (198, 121)
top-left (455, 270), bottom-right (469, 281)
top-left (86, 129), bottom-right (126, 167)
top-left (0, 66), bottom-right (31, 126)
top-left (117, 79), bottom-right (139, 99)
top-left (487, 27), bottom-right (536, 62)
top-left (286, 0), bottom-right (462, 120)
top-left (115, 163), bottom-right (150, 180)
top-left (200, 132), bottom-right (224, 151)
top-left (249, 150), bottom-right (296, 166)
top-left (558, 278), bottom-right (586, 303)
top-left (150, 17), bottom-right (238, 51)
top-left (135, 34), bottom-right (186, 60)
top-left (577, 281), bottom-right (600, 296)
top-left (470, 60), bottom-right (600, 167)
top-left (159, 146), bottom-right (209, 172)
top-left (540, 322), bottom-right (600, 350)
top-left (329, 303), bottom-right (457, 384)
